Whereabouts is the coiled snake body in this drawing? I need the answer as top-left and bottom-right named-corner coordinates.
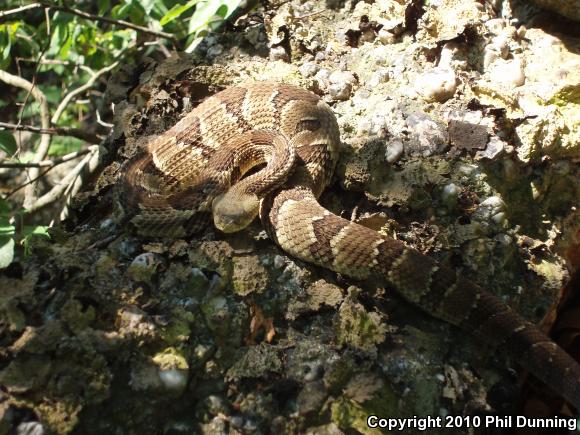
top-left (122, 82), bottom-right (580, 409)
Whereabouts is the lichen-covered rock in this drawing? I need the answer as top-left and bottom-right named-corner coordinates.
top-left (152, 348), bottom-right (190, 394)
top-left (473, 28), bottom-right (580, 162)
top-left (335, 288), bottom-right (389, 352)
top-left (416, 67), bottom-right (457, 102)
top-left (528, 0), bottom-right (580, 21)
top-left (417, 0), bottom-right (488, 46)
top-left (226, 344), bottom-right (283, 380)
top-left (127, 252), bottom-right (163, 283)
top-left (405, 113), bottom-right (449, 156)
top-left (232, 255), bottom-right (269, 296)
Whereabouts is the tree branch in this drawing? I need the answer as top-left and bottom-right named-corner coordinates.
top-left (57, 145), bottom-right (101, 223)
top-left (0, 2), bottom-right (42, 18)
top-left (0, 148), bottom-right (92, 168)
top-left (25, 145), bottom-right (100, 214)
top-left (51, 61), bottom-right (120, 124)
top-left (40, 2), bottom-right (178, 43)
top-left (0, 69), bottom-right (52, 209)
top-left (0, 122), bottom-right (102, 144)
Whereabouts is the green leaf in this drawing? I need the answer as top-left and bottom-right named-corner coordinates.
top-left (0, 131), bottom-right (17, 156)
top-left (160, 0), bottom-right (201, 26)
top-left (187, 0), bottom-right (241, 36)
top-left (22, 225), bottom-right (50, 238)
top-left (128, 1), bottom-right (146, 26)
top-left (98, 0), bottom-right (112, 15)
top-left (0, 27), bottom-right (11, 62)
top-left (21, 225), bottom-right (50, 256)
top-left (0, 213), bottom-right (15, 268)
top-left (0, 235), bottom-right (15, 269)
top-left (37, 85), bottom-right (63, 105)
top-left (113, 3), bottom-right (133, 20)
top-left (47, 136), bottom-right (84, 157)
top-left (0, 199), bottom-right (11, 217)
top-left (140, 0), bottom-right (156, 14)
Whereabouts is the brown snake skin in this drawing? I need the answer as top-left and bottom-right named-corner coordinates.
top-left (122, 82), bottom-right (580, 410)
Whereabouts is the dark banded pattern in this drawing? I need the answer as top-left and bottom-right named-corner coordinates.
top-left (122, 82), bottom-right (580, 410)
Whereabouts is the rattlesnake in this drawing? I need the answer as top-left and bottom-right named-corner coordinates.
top-left (121, 81), bottom-right (580, 410)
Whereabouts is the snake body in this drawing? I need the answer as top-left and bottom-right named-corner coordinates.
top-left (122, 82), bottom-right (580, 410)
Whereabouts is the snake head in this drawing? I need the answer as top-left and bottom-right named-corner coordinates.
top-left (212, 191), bottom-right (260, 233)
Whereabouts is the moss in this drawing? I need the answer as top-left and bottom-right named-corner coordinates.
top-left (331, 386), bottom-right (398, 434)
top-left (162, 307), bottom-right (195, 345)
top-left (336, 298), bottom-right (387, 351)
top-left (61, 299), bottom-right (95, 332)
top-left (153, 347), bottom-right (189, 370)
top-left (232, 255), bottom-right (269, 296)
top-left (37, 399), bottom-right (81, 435)
top-left (0, 355), bottom-right (52, 393)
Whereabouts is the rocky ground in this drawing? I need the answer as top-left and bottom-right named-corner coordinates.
top-left (1, 0), bottom-right (579, 434)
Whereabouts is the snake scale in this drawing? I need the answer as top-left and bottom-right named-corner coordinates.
top-left (121, 81), bottom-right (580, 410)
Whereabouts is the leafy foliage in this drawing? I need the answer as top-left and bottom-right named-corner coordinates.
top-left (0, 0), bottom-right (244, 268)
top-left (0, 131), bottom-right (17, 156)
top-left (0, 199), bottom-right (16, 268)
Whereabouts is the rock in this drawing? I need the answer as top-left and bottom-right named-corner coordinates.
top-left (417, 0), bottom-right (487, 45)
top-left (153, 348), bottom-right (190, 394)
top-left (300, 62), bottom-right (319, 78)
top-left (16, 422), bottom-right (44, 435)
top-left (232, 255), bottom-right (269, 296)
top-left (448, 115), bottom-right (489, 151)
top-left (416, 67), bottom-right (457, 102)
top-left (127, 252), bottom-right (163, 282)
top-left (484, 35), bottom-right (510, 69)
top-left (476, 136), bottom-right (506, 160)
top-left (327, 71), bottom-right (357, 101)
top-left (474, 196), bottom-right (507, 225)
top-left (270, 45), bottom-right (289, 62)
top-left (385, 139), bottom-right (404, 163)
top-left (488, 58), bottom-right (525, 88)
top-left (297, 380), bottom-right (327, 415)
top-left (405, 113), bottom-right (449, 156)
top-left (328, 82), bottom-right (352, 101)
top-left (358, 112), bottom-right (389, 138)
top-left (439, 42), bottom-right (467, 70)
top-left (206, 44), bottom-right (223, 60)
top-left (158, 368), bottom-right (189, 393)
top-left (484, 18), bottom-right (507, 35)
top-left (441, 183), bottom-right (460, 204)
top-left (528, 0), bottom-right (580, 22)
top-left (367, 69), bottom-right (390, 87)
top-left (313, 68), bottom-right (331, 90)
top-left (378, 27), bottom-right (397, 45)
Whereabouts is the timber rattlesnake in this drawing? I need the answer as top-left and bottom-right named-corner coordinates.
top-left (121, 82), bottom-right (580, 410)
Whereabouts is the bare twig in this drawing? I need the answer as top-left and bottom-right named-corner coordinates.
top-left (0, 122), bottom-right (102, 144)
top-left (0, 69), bottom-right (52, 208)
top-left (51, 61), bottom-right (120, 124)
top-left (96, 109), bottom-right (114, 128)
top-left (3, 166), bottom-right (53, 200)
top-left (15, 58), bottom-right (84, 67)
top-left (0, 148), bottom-right (92, 168)
top-left (3, 2), bottom-right (177, 43)
top-left (295, 10), bottom-right (326, 20)
top-left (0, 2), bottom-right (42, 18)
top-left (39, 2), bottom-right (178, 43)
top-left (58, 145), bottom-right (100, 222)
top-left (25, 145), bottom-right (99, 214)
